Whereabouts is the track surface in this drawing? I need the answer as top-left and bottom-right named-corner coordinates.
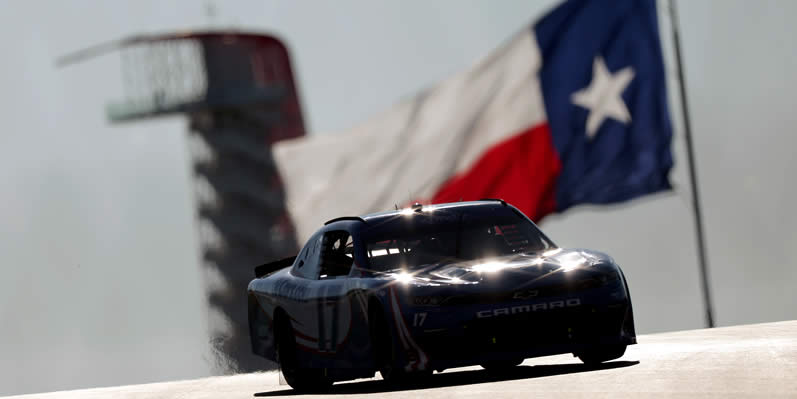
top-left (11, 320), bottom-right (797, 398)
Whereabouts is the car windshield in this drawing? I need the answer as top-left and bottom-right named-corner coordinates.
top-left (362, 206), bottom-right (555, 272)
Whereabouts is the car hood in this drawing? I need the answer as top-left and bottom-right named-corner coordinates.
top-left (384, 248), bottom-right (617, 288)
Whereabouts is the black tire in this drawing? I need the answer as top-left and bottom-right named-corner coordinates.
top-left (576, 344), bottom-right (627, 365)
top-left (369, 306), bottom-right (403, 382)
top-left (275, 313), bottom-right (332, 392)
top-left (369, 305), bottom-right (432, 384)
top-left (480, 358), bottom-right (523, 372)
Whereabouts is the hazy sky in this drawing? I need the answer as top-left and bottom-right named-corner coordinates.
top-left (1, 0), bottom-right (796, 396)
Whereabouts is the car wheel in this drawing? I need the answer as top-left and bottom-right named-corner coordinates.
top-left (275, 314), bottom-right (332, 392)
top-left (480, 358), bottom-right (523, 372)
top-left (370, 306), bottom-right (432, 384)
top-left (369, 306), bottom-right (403, 382)
top-left (576, 344), bottom-right (627, 365)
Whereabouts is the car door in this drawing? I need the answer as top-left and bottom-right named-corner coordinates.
top-left (314, 230), bottom-right (355, 354)
top-left (287, 230), bottom-right (355, 358)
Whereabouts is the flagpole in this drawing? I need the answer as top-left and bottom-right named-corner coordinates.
top-left (668, 0), bottom-right (715, 328)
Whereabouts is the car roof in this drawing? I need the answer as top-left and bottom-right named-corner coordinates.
top-left (321, 200), bottom-right (512, 231)
top-left (360, 199), bottom-right (508, 223)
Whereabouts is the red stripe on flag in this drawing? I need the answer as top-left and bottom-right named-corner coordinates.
top-left (430, 123), bottom-right (561, 222)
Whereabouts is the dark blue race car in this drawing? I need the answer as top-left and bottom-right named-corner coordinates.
top-left (248, 200), bottom-right (636, 391)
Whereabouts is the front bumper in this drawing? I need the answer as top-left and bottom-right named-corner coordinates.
top-left (401, 279), bottom-right (636, 370)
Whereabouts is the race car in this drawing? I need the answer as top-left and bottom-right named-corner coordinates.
top-left (248, 200), bottom-right (636, 391)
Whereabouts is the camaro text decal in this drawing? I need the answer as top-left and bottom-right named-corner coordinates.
top-left (476, 298), bottom-right (581, 318)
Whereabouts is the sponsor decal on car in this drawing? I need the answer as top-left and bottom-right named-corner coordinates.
top-left (476, 298), bottom-right (581, 318)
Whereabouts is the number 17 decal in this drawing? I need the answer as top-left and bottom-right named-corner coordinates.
top-left (413, 312), bottom-right (427, 327)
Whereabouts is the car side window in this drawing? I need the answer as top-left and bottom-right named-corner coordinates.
top-left (319, 230), bottom-right (355, 279)
top-left (292, 233), bottom-right (322, 279)
top-left (294, 246), bottom-right (308, 270)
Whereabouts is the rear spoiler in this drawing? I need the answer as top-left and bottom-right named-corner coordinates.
top-left (254, 256), bottom-right (296, 278)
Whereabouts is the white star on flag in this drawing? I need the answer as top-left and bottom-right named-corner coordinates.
top-left (571, 56), bottom-right (635, 139)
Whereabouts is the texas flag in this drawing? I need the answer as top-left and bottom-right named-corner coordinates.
top-left (275, 0), bottom-right (673, 241)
